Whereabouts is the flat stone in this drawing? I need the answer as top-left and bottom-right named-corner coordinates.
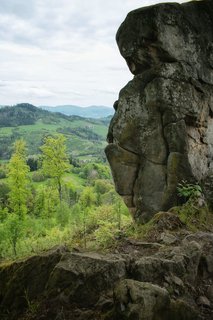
top-left (160, 232), bottom-right (178, 245)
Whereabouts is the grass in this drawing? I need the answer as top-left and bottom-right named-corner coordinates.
top-left (62, 172), bottom-right (85, 189)
top-left (28, 171), bottom-right (85, 191)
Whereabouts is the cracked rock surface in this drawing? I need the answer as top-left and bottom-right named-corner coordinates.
top-left (105, 0), bottom-right (213, 222)
top-left (1, 226), bottom-right (213, 320)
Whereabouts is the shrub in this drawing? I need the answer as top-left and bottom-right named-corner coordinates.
top-left (0, 167), bottom-right (6, 179)
top-left (177, 180), bottom-right (202, 199)
top-left (32, 170), bottom-right (46, 182)
top-left (27, 155), bottom-right (40, 172)
top-left (94, 221), bottom-right (119, 248)
top-left (0, 182), bottom-right (10, 206)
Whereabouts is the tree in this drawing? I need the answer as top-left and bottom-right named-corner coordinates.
top-left (7, 139), bottom-right (30, 218)
top-left (5, 213), bottom-right (23, 256)
top-left (79, 187), bottom-right (96, 248)
top-left (0, 182), bottom-right (10, 207)
top-left (40, 134), bottom-right (70, 201)
top-left (27, 155), bottom-right (39, 171)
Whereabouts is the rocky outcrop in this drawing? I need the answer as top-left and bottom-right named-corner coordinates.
top-left (105, 0), bottom-right (213, 222)
top-left (46, 252), bottom-right (127, 307)
top-left (1, 219), bottom-right (213, 320)
top-left (0, 246), bottom-right (67, 319)
top-left (114, 279), bottom-right (170, 320)
top-left (0, 249), bottom-right (127, 319)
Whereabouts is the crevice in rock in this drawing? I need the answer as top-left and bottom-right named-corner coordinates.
top-left (163, 118), bottom-right (185, 130)
top-left (161, 112), bottom-right (170, 163)
top-left (209, 108), bottom-right (213, 118)
top-left (116, 143), bottom-right (140, 160)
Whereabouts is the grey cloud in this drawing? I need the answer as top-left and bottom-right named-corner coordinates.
top-left (0, 0), bottom-right (183, 106)
top-left (0, 0), bottom-right (35, 19)
top-left (0, 0), bottom-right (118, 48)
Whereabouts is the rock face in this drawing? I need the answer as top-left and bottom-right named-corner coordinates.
top-left (114, 279), bottom-right (170, 320)
top-left (105, 0), bottom-right (213, 222)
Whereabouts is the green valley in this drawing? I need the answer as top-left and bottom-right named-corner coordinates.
top-left (0, 103), bottom-right (112, 161)
top-left (0, 104), bottom-right (131, 261)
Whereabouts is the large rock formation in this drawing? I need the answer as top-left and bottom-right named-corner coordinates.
top-left (105, 0), bottom-right (213, 222)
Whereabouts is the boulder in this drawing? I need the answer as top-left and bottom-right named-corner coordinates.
top-left (46, 252), bottom-right (127, 307)
top-left (105, 0), bottom-right (213, 222)
top-left (129, 240), bottom-right (202, 287)
top-left (0, 246), bottom-right (67, 318)
top-left (113, 279), bottom-right (170, 320)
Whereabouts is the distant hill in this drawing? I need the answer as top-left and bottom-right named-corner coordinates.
top-left (0, 103), bottom-right (111, 161)
top-left (0, 103), bottom-right (57, 127)
top-left (40, 105), bottom-right (114, 118)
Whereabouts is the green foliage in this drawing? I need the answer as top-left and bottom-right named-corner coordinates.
top-left (0, 104), bottom-right (109, 161)
top-left (94, 221), bottom-right (119, 248)
top-left (0, 163), bottom-right (6, 179)
top-left (40, 134), bottom-right (70, 200)
top-left (94, 179), bottom-right (113, 194)
top-left (0, 103), bottom-right (39, 127)
top-left (61, 181), bottom-right (77, 206)
top-left (0, 206), bottom-right (8, 222)
top-left (177, 180), bottom-right (202, 199)
top-left (0, 182), bottom-right (10, 206)
top-left (4, 213), bottom-right (25, 256)
top-left (79, 186), bottom-right (96, 208)
top-left (32, 170), bottom-right (47, 182)
top-left (171, 196), bottom-right (212, 231)
top-left (33, 185), bottom-right (59, 218)
top-left (7, 140), bottom-right (30, 218)
top-left (79, 162), bottom-right (111, 180)
top-left (55, 201), bottom-right (71, 227)
top-left (0, 140), bottom-right (31, 256)
top-left (27, 155), bottom-right (39, 171)
top-left (0, 138), bottom-right (133, 260)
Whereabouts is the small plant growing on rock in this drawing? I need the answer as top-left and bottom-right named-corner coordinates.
top-left (177, 180), bottom-right (202, 200)
top-left (174, 180), bottom-right (212, 230)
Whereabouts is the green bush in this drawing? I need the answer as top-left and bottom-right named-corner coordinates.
top-left (94, 221), bottom-right (119, 248)
top-left (177, 181), bottom-right (202, 199)
top-left (0, 167), bottom-right (6, 179)
top-left (0, 182), bottom-right (10, 206)
top-left (32, 170), bottom-right (46, 182)
top-left (55, 201), bottom-right (71, 227)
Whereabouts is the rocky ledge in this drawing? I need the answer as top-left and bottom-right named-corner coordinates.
top-left (0, 212), bottom-right (213, 320)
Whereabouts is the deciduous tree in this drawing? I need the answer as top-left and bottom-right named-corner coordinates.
top-left (7, 139), bottom-right (30, 218)
top-left (40, 134), bottom-right (70, 201)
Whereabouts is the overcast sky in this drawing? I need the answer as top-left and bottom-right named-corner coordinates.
top-left (0, 0), bottom-right (186, 107)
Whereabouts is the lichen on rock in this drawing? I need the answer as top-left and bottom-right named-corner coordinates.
top-left (105, 0), bottom-right (213, 222)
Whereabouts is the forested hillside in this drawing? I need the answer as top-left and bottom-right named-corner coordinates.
top-left (0, 135), bottom-right (130, 260)
top-left (0, 104), bottom-right (130, 260)
top-left (0, 103), bottom-right (111, 161)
